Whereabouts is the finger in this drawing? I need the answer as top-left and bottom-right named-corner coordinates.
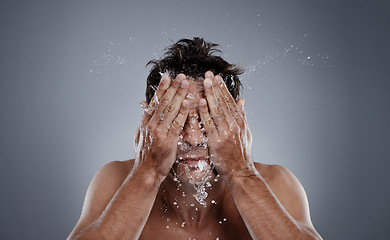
top-left (160, 78), bottom-right (189, 126)
top-left (203, 77), bottom-right (226, 129)
top-left (168, 100), bottom-right (190, 137)
top-left (236, 97), bottom-right (248, 124)
top-left (199, 98), bottom-right (217, 137)
top-left (216, 76), bottom-right (245, 127)
top-left (139, 101), bottom-right (149, 130)
top-left (205, 70), bottom-right (214, 79)
top-left (140, 101), bottom-right (149, 116)
top-left (141, 99), bottom-right (155, 128)
top-left (213, 75), bottom-right (236, 125)
top-left (150, 74), bottom-right (186, 126)
top-left (236, 98), bottom-right (245, 112)
top-left (147, 74), bottom-right (172, 112)
top-left (141, 75), bottom-right (171, 127)
top-left (156, 74), bottom-right (172, 100)
top-left (133, 126), bottom-right (141, 147)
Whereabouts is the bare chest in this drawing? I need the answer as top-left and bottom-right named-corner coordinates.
top-left (140, 222), bottom-right (251, 240)
top-left (139, 211), bottom-right (252, 240)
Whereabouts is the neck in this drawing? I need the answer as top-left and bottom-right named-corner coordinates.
top-left (157, 172), bottom-right (227, 228)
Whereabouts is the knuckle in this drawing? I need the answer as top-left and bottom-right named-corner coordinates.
top-left (165, 103), bottom-right (175, 114)
top-left (216, 106), bottom-right (223, 116)
top-left (169, 119), bottom-right (183, 136)
top-left (159, 96), bottom-right (170, 105)
top-left (171, 81), bottom-right (180, 90)
top-left (171, 119), bottom-right (181, 129)
top-left (203, 117), bottom-right (214, 127)
top-left (226, 97), bottom-right (235, 105)
top-left (176, 111), bottom-right (185, 121)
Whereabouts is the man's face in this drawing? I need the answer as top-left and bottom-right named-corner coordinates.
top-left (171, 78), bottom-right (216, 185)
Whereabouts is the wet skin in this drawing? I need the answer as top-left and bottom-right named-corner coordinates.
top-left (139, 72), bottom-right (250, 186)
top-left (67, 72), bottom-right (322, 240)
top-left (169, 78), bottom-right (213, 185)
top-left (137, 72), bottom-right (257, 239)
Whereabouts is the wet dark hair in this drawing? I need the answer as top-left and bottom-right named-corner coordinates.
top-left (146, 37), bottom-right (244, 103)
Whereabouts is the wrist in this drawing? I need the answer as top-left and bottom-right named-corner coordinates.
top-left (224, 167), bottom-right (261, 189)
top-left (129, 163), bottom-right (166, 188)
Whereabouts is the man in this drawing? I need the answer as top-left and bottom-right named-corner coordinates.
top-left (68, 38), bottom-right (322, 239)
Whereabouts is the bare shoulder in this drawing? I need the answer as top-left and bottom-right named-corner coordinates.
top-left (82, 159), bottom-right (135, 214)
top-left (96, 159), bottom-right (135, 180)
top-left (68, 160), bottom-right (135, 237)
top-left (254, 162), bottom-right (313, 227)
top-left (86, 160), bottom-right (135, 199)
top-left (254, 162), bottom-right (300, 188)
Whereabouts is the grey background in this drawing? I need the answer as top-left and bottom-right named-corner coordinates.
top-left (1, 0), bottom-right (389, 239)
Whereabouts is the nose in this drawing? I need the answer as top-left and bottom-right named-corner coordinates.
top-left (180, 114), bottom-right (207, 150)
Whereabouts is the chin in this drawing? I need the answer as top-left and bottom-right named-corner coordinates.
top-left (171, 159), bottom-right (217, 185)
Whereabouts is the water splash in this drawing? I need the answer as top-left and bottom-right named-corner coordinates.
top-left (87, 40), bottom-right (128, 80)
top-left (242, 34), bottom-right (331, 89)
top-left (183, 159), bottom-right (215, 206)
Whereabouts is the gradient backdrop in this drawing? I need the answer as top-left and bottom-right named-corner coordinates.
top-left (1, 0), bottom-right (390, 239)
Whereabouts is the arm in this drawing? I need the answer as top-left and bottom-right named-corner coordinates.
top-left (67, 74), bottom-right (190, 240)
top-left (67, 160), bottom-right (164, 240)
top-left (228, 164), bottom-right (322, 240)
top-left (199, 71), bottom-right (322, 240)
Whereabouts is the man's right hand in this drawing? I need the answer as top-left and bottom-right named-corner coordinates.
top-left (133, 73), bottom-right (189, 180)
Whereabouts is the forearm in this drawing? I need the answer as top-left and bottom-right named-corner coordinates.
top-left (228, 173), bottom-right (321, 240)
top-left (71, 167), bottom-right (163, 240)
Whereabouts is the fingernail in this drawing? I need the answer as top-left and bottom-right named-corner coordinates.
top-left (216, 76), bottom-right (223, 84)
top-left (205, 71), bottom-right (214, 79)
top-left (181, 80), bottom-right (188, 88)
top-left (176, 74), bottom-right (186, 83)
top-left (204, 78), bottom-right (212, 87)
top-left (164, 74), bottom-right (172, 82)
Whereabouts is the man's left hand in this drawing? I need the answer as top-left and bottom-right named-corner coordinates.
top-left (199, 71), bottom-right (257, 184)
